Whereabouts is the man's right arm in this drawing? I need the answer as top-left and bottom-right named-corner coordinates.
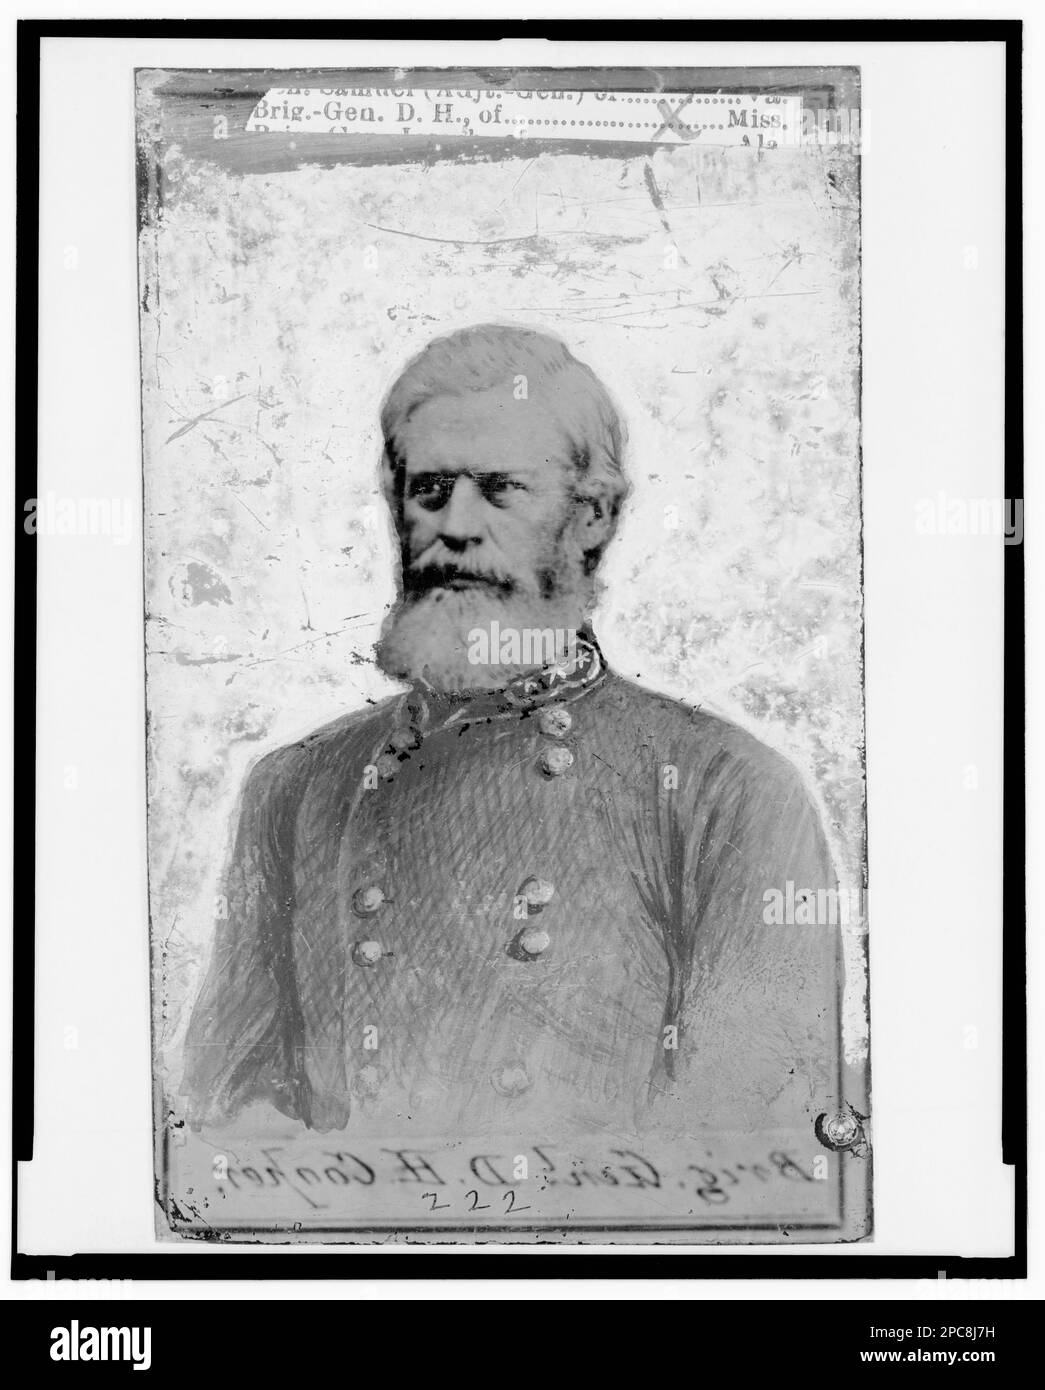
top-left (180, 746), bottom-right (312, 1127)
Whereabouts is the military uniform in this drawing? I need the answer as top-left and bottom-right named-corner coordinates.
top-left (183, 638), bottom-right (842, 1142)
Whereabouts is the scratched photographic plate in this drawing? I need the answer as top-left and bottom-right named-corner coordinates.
top-left (137, 66), bottom-right (870, 1244)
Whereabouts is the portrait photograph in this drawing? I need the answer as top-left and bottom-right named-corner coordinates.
top-left (136, 63), bottom-right (870, 1242)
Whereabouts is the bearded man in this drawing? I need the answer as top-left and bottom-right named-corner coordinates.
top-left (183, 324), bottom-right (844, 1143)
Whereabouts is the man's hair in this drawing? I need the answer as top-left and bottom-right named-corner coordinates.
top-left (379, 323), bottom-right (630, 559)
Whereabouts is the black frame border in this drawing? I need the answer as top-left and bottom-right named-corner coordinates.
top-left (13, 17), bottom-right (1025, 1282)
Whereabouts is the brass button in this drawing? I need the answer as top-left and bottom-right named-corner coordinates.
top-left (388, 726), bottom-right (421, 753)
top-left (537, 705), bottom-right (573, 738)
top-left (352, 886), bottom-right (386, 917)
top-left (491, 1063), bottom-right (532, 1097)
top-left (518, 876), bottom-right (555, 911)
top-left (539, 746), bottom-right (574, 777)
top-left (351, 939), bottom-right (385, 967)
top-left (353, 1064), bottom-right (384, 1098)
top-left (375, 753), bottom-right (399, 780)
top-left (516, 926), bottom-right (551, 958)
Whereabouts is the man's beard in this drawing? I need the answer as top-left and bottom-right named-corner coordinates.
top-left (375, 553), bottom-right (591, 692)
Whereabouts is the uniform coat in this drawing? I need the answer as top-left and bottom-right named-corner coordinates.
top-left (183, 640), bottom-right (842, 1141)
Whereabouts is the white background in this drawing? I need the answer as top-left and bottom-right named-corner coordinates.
top-left (2, 2), bottom-right (1040, 1300)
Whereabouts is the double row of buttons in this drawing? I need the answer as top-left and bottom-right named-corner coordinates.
top-left (350, 702), bottom-right (576, 966)
top-left (349, 873), bottom-right (560, 968)
top-left (375, 704), bottom-right (576, 784)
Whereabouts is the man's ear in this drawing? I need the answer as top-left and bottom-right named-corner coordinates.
top-left (567, 491), bottom-right (616, 574)
top-left (571, 492), bottom-right (614, 547)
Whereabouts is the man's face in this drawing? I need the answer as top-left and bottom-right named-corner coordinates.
top-left (377, 383), bottom-right (604, 690)
top-left (396, 386), bottom-right (575, 602)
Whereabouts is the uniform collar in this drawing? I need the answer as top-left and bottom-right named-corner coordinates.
top-left (403, 631), bottom-right (607, 729)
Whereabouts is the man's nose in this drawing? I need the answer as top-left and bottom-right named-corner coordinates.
top-left (438, 475), bottom-right (484, 550)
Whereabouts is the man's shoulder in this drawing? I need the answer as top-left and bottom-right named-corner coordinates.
top-left (240, 694), bottom-right (404, 797)
top-left (595, 672), bottom-right (811, 795)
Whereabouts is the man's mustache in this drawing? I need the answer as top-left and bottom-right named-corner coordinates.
top-left (407, 562), bottom-right (516, 596)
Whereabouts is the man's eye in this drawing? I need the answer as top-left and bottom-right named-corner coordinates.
top-left (477, 474), bottom-right (525, 506)
top-left (408, 476), bottom-right (454, 509)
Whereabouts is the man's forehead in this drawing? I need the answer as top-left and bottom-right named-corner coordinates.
top-left (397, 389), bottom-right (573, 472)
